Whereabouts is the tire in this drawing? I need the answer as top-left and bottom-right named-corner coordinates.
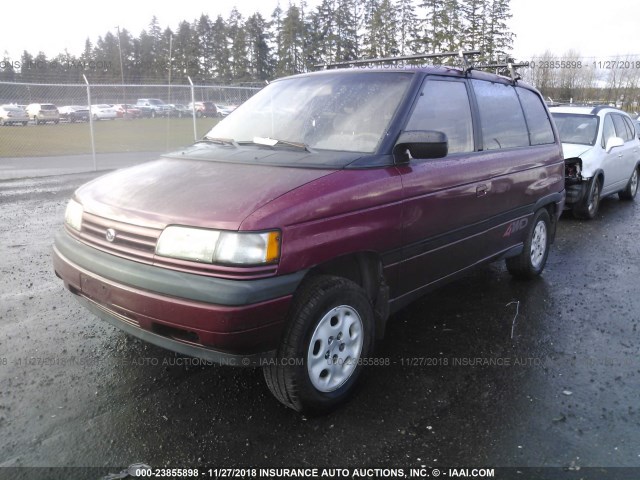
top-left (196, 111), bottom-right (203, 118)
top-left (151, 110), bottom-right (156, 118)
top-left (22, 122), bottom-right (27, 126)
top-left (573, 177), bottom-right (601, 220)
top-left (506, 208), bottom-right (551, 279)
top-left (619, 166), bottom-right (639, 201)
top-left (54, 120), bottom-right (59, 124)
top-left (34, 116), bottom-right (40, 125)
top-left (263, 275), bottom-right (375, 414)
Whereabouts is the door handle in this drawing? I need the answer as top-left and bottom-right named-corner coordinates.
top-left (476, 184), bottom-right (489, 197)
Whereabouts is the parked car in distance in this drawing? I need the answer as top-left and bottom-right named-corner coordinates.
top-left (89, 104), bottom-right (118, 121)
top-left (215, 104), bottom-right (237, 117)
top-left (54, 65), bottom-right (565, 413)
top-left (135, 98), bottom-right (172, 118)
top-left (26, 103), bottom-right (59, 124)
top-left (550, 105), bottom-right (640, 219)
top-left (0, 104), bottom-right (29, 126)
top-left (188, 101), bottom-right (217, 118)
top-left (59, 105), bottom-right (90, 123)
top-left (114, 104), bottom-right (141, 119)
top-left (169, 104), bottom-right (190, 118)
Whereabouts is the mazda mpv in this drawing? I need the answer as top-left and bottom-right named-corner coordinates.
top-left (53, 65), bottom-right (565, 413)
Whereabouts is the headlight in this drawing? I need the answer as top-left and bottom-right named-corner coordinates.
top-left (156, 226), bottom-right (280, 265)
top-left (64, 199), bottom-right (83, 231)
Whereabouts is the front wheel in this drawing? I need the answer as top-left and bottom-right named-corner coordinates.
top-left (506, 208), bottom-right (551, 279)
top-left (573, 177), bottom-right (601, 219)
top-left (619, 166), bottom-right (639, 200)
top-left (263, 275), bottom-right (375, 414)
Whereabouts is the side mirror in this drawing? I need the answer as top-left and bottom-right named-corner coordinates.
top-left (393, 130), bottom-right (448, 163)
top-left (605, 136), bottom-right (624, 153)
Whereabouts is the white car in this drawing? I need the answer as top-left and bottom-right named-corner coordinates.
top-left (215, 104), bottom-right (237, 117)
top-left (25, 103), bottom-right (60, 125)
top-left (551, 106), bottom-right (640, 219)
top-left (0, 104), bottom-right (29, 126)
top-left (89, 104), bottom-right (118, 120)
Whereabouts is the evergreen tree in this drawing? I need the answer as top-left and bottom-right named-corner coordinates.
top-left (396, 0), bottom-right (420, 55)
top-left (245, 13), bottom-right (273, 80)
top-left (195, 14), bottom-right (214, 80)
top-left (277, 4), bottom-right (306, 76)
top-left (1, 51), bottom-right (17, 82)
top-left (366, 0), bottom-right (398, 58)
top-left (483, 0), bottom-right (514, 61)
top-left (228, 8), bottom-right (250, 81)
top-left (211, 15), bottom-right (232, 82)
top-left (335, 0), bottom-right (361, 61)
top-left (418, 0), bottom-right (445, 54)
top-left (173, 21), bottom-right (198, 83)
top-left (460, 0), bottom-right (486, 53)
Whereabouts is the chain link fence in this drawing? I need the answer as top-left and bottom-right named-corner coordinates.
top-left (0, 80), bottom-right (261, 161)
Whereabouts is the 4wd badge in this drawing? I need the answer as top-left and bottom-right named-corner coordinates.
top-left (503, 218), bottom-right (528, 237)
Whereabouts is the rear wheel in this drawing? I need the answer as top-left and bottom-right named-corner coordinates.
top-left (619, 166), bottom-right (639, 200)
top-left (506, 208), bottom-right (551, 279)
top-left (263, 275), bottom-right (375, 414)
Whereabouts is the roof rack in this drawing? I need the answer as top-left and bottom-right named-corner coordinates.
top-left (314, 50), bottom-right (482, 70)
top-left (473, 62), bottom-right (530, 83)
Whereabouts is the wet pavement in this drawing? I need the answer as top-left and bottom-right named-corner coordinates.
top-left (1, 171), bottom-right (639, 476)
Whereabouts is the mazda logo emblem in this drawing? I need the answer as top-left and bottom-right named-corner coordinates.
top-left (105, 228), bottom-right (117, 242)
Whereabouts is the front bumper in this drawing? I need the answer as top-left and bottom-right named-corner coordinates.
top-left (564, 179), bottom-right (589, 207)
top-left (53, 230), bottom-right (306, 363)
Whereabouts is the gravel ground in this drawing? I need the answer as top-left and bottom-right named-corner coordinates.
top-left (0, 172), bottom-right (639, 478)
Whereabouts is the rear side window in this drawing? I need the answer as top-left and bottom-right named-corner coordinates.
top-left (472, 80), bottom-right (529, 150)
top-left (516, 87), bottom-right (555, 145)
top-left (405, 80), bottom-right (474, 154)
top-left (612, 114), bottom-right (632, 142)
top-left (623, 116), bottom-right (637, 139)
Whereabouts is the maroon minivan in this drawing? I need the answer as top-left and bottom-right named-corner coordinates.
top-left (53, 65), bottom-right (565, 413)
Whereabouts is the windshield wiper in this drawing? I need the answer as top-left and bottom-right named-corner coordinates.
top-left (197, 136), bottom-right (238, 147)
top-left (248, 136), bottom-right (314, 153)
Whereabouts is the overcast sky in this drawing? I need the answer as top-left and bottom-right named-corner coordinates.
top-left (2, 0), bottom-right (639, 62)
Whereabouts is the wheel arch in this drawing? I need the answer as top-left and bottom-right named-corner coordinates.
top-left (302, 251), bottom-right (390, 339)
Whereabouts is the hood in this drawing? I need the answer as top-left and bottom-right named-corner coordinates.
top-left (75, 156), bottom-right (336, 230)
top-left (560, 143), bottom-right (592, 159)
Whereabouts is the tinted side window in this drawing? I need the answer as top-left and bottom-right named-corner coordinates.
top-left (612, 114), bottom-right (631, 142)
top-left (406, 80), bottom-right (474, 154)
top-left (601, 115), bottom-right (616, 148)
top-left (516, 87), bottom-right (555, 145)
top-left (472, 80), bottom-right (529, 150)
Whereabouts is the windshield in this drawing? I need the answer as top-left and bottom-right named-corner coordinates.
top-left (206, 71), bottom-right (413, 153)
top-left (551, 113), bottom-right (599, 146)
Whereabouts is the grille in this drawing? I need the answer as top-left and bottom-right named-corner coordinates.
top-left (77, 212), bottom-right (161, 264)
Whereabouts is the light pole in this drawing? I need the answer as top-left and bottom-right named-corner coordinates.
top-left (115, 26), bottom-right (126, 103)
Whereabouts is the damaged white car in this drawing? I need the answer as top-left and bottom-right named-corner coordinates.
top-left (551, 106), bottom-right (640, 219)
